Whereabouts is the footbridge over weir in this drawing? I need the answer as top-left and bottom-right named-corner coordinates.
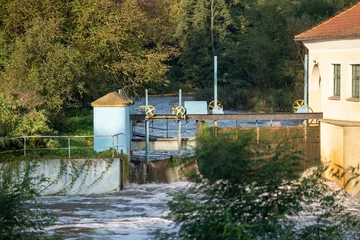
top-left (130, 112), bottom-right (323, 152)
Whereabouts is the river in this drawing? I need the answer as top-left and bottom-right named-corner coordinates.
top-left (43, 182), bottom-right (189, 239)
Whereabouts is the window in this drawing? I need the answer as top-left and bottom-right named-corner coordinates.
top-left (352, 65), bottom-right (360, 98)
top-left (333, 64), bottom-right (341, 96)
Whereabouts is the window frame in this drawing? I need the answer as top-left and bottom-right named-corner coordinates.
top-left (352, 64), bottom-right (360, 99)
top-left (333, 64), bottom-right (341, 97)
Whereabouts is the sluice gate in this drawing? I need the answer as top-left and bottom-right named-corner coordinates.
top-left (130, 112), bottom-right (323, 150)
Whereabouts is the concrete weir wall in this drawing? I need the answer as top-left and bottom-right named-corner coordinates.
top-left (33, 158), bottom-right (122, 195)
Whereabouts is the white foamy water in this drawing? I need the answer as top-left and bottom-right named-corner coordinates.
top-left (42, 182), bottom-right (190, 239)
top-left (40, 181), bottom-right (360, 239)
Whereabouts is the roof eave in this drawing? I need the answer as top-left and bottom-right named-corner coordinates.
top-left (294, 34), bottom-right (360, 42)
top-left (91, 103), bottom-right (132, 107)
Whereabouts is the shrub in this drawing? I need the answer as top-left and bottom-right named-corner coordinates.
top-left (157, 128), bottom-right (360, 240)
top-left (0, 161), bottom-right (58, 239)
top-left (0, 95), bottom-right (52, 137)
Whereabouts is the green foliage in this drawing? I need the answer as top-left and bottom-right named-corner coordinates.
top-left (0, 95), bottom-right (51, 137)
top-left (0, 161), bottom-right (58, 239)
top-left (51, 108), bottom-right (93, 135)
top-left (156, 128), bottom-right (360, 240)
top-left (0, 0), bottom-right (176, 120)
top-left (195, 86), bottom-right (293, 111)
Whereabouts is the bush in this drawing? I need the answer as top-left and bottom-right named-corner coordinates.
top-left (156, 128), bottom-right (360, 240)
top-left (0, 95), bottom-right (52, 137)
top-left (0, 161), bottom-right (58, 239)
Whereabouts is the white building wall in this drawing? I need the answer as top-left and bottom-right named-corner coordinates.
top-left (304, 38), bottom-right (360, 121)
top-left (305, 38), bottom-right (360, 194)
top-left (93, 106), bottom-right (131, 153)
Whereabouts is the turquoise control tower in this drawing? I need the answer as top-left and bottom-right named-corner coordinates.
top-left (91, 91), bottom-right (133, 154)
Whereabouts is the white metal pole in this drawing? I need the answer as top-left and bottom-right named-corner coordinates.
top-left (178, 89), bottom-right (182, 153)
top-left (214, 56), bottom-right (218, 111)
top-left (145, 89), bottom-right (149, 163)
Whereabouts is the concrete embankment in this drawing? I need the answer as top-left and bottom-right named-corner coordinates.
top-left (4, 158), bottom-right (122, 195)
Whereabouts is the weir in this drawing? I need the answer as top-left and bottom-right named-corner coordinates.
top-left (129, 110), bottom-right (323, 184)
top-left (0, 92), bottom-right (324, 194)
top-left (130, 112), bottom-right (323, 151)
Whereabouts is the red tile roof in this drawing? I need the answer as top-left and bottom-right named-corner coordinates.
top-left (295, 2), bottom-right (360, 41)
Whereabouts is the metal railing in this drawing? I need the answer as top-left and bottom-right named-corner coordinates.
top-left (0, 133), bottom-right (123, 158)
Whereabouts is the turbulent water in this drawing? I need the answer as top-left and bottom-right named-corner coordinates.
top-left (41, 181), bottom-right (360, 239)
top-left (43, 182), bottom-right (190, 239)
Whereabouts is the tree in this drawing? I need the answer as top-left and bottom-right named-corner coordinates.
top-left (0, 0), bottom-right (176, 121)
top-left (170, 0), bottom-right (232, 88)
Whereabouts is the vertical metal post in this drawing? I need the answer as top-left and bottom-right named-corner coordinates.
top-left (214, 56), bottom-right (218, 111)
top-left (166, 120), bottom-right (169, 138)
top-left (68, 136), bottom-right (71, 159)
top-left (120, 149), bottom-right (124, 190)
top-left (304, 54), bottom-right (308, 106)
top-left (145, 120), bottom-right (149, 163)
top-left (178, 89), bottom-right (182, 154)
top-left (145, 89), bottom-right (149, 163)
top-left (24, 137), bottom-right (26, 156)
top-left (196, 120), bottom-right (200, 134)
top-left (178, 120), bottom-right (181, 152)
top-left (112, 135), bottom-right (114, 158)
top-left (116, 134), bottom-right (119, 154)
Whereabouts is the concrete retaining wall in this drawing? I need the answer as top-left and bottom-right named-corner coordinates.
top-left (34, 158), bottom-right (122, 195)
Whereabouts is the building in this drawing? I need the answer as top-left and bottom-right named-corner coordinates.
top-left (91, 91), bottom-right (133, 154)
top-left (295, 2), bottom-right (360, 194)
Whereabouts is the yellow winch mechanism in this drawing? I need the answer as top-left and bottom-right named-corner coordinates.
top-left (170, 104), bottom-right (186, 118)
top-left (132, 105), bottom-right (156, 127)
top-left (208, 100), bottom-right (223, 113)
top-left (291, 99), bottom-right (315, 125)
top-left (170, 104), bottom-right (189, 125)
top-left (145, 105), bottom-right (156, 118)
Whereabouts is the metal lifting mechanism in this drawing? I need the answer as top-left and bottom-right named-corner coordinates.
top-left (132, 104), bottom-right (156, 127)
top-left (170, 105), bottom-right (187, 119)
top-left (170, 90), bottom-right (189, 127)
top-left (208, 100), bottom-right (223, 113)
top-left (145, 105), bottom-right (156, 118)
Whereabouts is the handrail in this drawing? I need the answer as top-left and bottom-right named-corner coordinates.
top-left (130, 112), bottom-right (324, 121)
top-left (0, 133), bottom-right (124, 158)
